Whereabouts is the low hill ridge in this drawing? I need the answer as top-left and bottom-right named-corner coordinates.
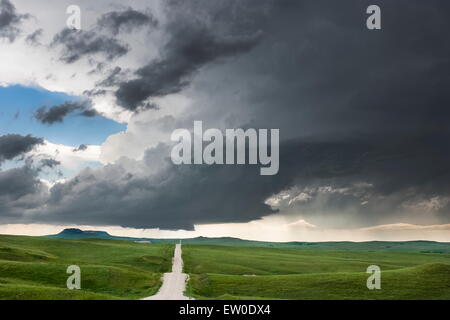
top-left (43, 229), bottom-right (450, 253)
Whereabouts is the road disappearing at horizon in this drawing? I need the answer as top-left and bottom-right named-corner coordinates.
top-left (143, 244), bottom-right (192, 300)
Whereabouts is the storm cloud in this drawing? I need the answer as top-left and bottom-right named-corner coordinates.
top-left (0, 0), bottom-right (28, 42)
top-left (98, 7), bottom-right (158, 35)
top-left (33, 132), bottom-right (450, 230)
top-left (52, 28), bottom-right (129, 63)
top-left (0, 165), bottom-right (48, 220)
top-left (0, 134), bottom-right (43, 163)
top-left (35, 101), bottom-right (98, 124)
top-left (105, 0), bottom-right (450, 228)
top-left (1, 0), bottom-right (450, 231)
top-left (35, 144), bottom-right (285, 229)
top-left (114, 0), bottom-right (268, 110)
top-left (0, 134), bottom-right (48, 219)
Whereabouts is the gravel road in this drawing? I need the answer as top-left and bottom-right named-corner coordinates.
top-left (142, 244), bottom-right (192, 300)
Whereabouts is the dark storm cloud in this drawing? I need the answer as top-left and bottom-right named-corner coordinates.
top-left (32, 135), bottom-right (440, 230)
top-left (105, 0), bottom-right (449, 228)
top-left (35, 101), bottom-right (98, 124)
top-left (0, 166), bottom-right (42, 200)
top-left (0, 134), bottom-right (43, 163)
top-left (0, 134), bottom-right (48, 218)
top-left (114, 0), bottom-right (268, 111)
top-left (277, 0), bottom-right (449, 225)
top-left (236, 0), bottom-right (450, 141)
top-left (0, 165), bottom-right (48, 218)
top-left (52, 28), bottom-right (128, 63)
top-left (35, 144), bottom-right (286, 229)
top-left (98, 7), bottom-right (158, 35)
top-left (12, 134), bottom-right (450, 230)
top-left (115, 31), bottom-right (262, 111)
top-left (273, 135), bottom-right (450, 227)
top-left (173, 0), bottom-right (450, 226)
top-left (0, 0), bottom-right (28, 41)
top-left (3, 0), bottom-right (450, 229)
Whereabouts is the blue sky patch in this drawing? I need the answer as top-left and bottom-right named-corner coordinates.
top-left (0, 85), bottom-right (126, 146)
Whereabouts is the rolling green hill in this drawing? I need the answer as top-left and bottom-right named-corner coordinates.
top-left (183, 244), bottom-right (450, 300)
top-left (0, 234), bottom-right (174, 300)
top-left (47, 229), bottom-right (450, 253)
top-left (3, 230), bottom-right (450, 300)
top-left (187, 264), bottom-right (450, 300)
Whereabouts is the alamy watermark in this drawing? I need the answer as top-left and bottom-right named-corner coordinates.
top-left (66, 5), bottom-right (81, 30)
top-left (66, 265), bottom-right (81, 290)
top-left (171, 121), bottom-right (279, 176)
top-left (366, 5), bottom-right (381, 30)
top-left (366, 265), bottom-right (381, 290)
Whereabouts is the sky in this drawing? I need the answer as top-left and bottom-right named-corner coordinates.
top-left (0, 0), bottom-right (449, 242)
top-left (0, 86), bottom-right (125, 146)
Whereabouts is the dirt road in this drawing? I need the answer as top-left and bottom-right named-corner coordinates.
top-left (142, 244), bottom-right (192, 300)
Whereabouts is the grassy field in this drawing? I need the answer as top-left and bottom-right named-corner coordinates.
top-left (183, 243), bottom-right (450, 299)
top-left (1, 233), bottom-right (449, 300)
top-left (0, 235), bottom-right (174, 300)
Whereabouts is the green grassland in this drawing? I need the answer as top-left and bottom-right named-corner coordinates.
top-left (0, 235), bottom-right (174, 300)
top-left (183, 243), bottom-right (450, 299)
top-left (178, 238), bottom-right (450, 252)
top-left (1, 233), bottom-right (449, 300)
